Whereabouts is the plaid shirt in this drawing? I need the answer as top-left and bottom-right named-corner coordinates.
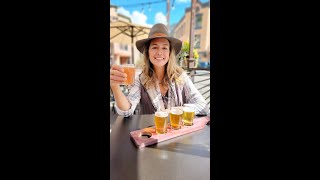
top-left (115, 72), bottom-right (209, 117)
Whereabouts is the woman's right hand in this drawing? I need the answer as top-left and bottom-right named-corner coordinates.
top-left (110, 64), bottom-right (127, 87)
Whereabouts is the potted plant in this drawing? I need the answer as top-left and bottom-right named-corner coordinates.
top-left (177, 41), bottom-right (199, 68)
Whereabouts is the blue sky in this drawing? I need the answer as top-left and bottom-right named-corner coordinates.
top-left (110, 0), bottom-right (209, 27)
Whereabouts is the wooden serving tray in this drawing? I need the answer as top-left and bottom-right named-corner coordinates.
top-left (130, 116), bottom-right (210, 148)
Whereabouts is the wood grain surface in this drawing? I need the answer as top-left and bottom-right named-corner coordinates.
top-left (130, 116), bottom-right (210, 148)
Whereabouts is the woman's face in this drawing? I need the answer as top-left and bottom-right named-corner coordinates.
top-left (148, 38), bottom-right (170, 68)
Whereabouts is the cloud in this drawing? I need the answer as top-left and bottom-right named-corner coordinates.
top-left (154, 12), bottom-right (167, 25)
top-left (176, 0), bottom-right (191, 3)
top-left (117, 7), bottom-right (130, 17)
top-left (117, 7), bottom-right (152, 27)
top-left (132, 11), bottom-right (152, 27)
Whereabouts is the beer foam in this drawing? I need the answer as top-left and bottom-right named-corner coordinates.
top-left (121, 64), bottom-right (135, 68)
top-left (183, 107), bottom-right (194, 112)
top-left (155, 111), bottom-right (168, 117)
top-left (170, 109), bottom-right (183, 115)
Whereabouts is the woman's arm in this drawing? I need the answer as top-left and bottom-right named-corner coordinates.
top-left (110, 64), bottom-right (131, 111)
top-left (110, 64), bottom-right (141, 117)
top-left (113, 79), bottom-right (141, 117)
top-left (111, 85), bottom-right (131, 111)
top-left (182, 73), bottom-right (209, 115)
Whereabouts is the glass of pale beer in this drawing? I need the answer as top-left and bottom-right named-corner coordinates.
top-left (154, 111), bottom-right (168, 134)
top-left (170, 108), bottom-right (183, 130)
top-left (182, 105), bottom-right (195, 126)
top-left (121, 64), bottom-right (135, 86)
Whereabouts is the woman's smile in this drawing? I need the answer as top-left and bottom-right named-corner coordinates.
top-left (154, 57), bottom-right (165, 61)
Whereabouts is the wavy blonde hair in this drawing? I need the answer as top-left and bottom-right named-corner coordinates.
top-left (141, 40), bottom-right (185, 88)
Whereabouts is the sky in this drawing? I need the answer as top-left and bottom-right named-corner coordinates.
top-left (110, 0), bottom-right (210, 27)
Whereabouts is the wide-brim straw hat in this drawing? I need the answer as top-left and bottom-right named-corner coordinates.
top-left (136, 23), bottom-right (182, 55)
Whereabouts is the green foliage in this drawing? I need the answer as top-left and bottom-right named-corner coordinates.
top-left (193, 49), bottom-right (199, 60)
top-left (182, 42), bottom-right (190, 53)
top-left (179, 41), bottom-right (199, 60)
top-left (177, 41), bottom-right (199, 67)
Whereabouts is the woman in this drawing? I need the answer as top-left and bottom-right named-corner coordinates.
top-left (110, 23), bottom-right (209, 117)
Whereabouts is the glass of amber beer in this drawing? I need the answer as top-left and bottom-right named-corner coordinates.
top-left (170, 108), bottom-right (183, 130)
top-left (121, 64), bottom-right (135, 86)
top-left (182, 105), bottom-right (195, 126)
top-left (154, 111), bottom-right (168, 134)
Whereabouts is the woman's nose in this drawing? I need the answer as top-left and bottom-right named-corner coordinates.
top-left (156, 50), bottom-right (162, 55)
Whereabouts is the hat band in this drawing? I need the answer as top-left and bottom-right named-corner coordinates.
top-left (149, 33), bottom-right (168, 38)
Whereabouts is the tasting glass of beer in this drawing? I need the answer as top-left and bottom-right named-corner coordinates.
top-left (154, 111), bottom-right (168, 134)
top-left (170, 107), bottom-right (183, 130)
top-left (121, 64), bottom-right (135, 86)
top-left (182, 104), bottom-right (195, 126)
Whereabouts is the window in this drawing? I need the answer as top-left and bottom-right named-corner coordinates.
top-left (195, 34), bottom-right (200, 49)
top-left (120, 44), bottom-right (128, 51)
top-left (196, 6), bottom-right (200, 13)
top-left (195, 14), bottom-right (203, 29)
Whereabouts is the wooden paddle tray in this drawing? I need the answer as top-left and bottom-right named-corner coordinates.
top-left (130, 116), bottom-right (210, 148)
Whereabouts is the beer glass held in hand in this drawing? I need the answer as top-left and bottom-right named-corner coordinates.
top-left (154, 111), bottom-right (168, 134)
top-left (170, 108), bottom-right (183, 130)
top-left (182, 105), bottom-right (195, 126)
top-left (121, 64), bottom-right (135, 86)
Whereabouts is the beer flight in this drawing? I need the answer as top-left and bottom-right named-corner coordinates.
top-left (120, 63), bottom-right (196, 134)
top-left (154, 106), bottom-right (195, 134)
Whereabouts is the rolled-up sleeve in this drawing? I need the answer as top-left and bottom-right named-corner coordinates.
top-left (115, 79), bottom-right (141, 117)
top-left (182, 73), bottom-right (209, 115)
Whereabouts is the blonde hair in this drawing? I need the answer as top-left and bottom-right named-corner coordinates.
top-left (141, 40), bottom-right (185, 88)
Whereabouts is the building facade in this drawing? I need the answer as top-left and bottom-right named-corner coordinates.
top-left (172, 0), bottom-right (210, 63)
top-left (110, 5), bottom-right (135, 65)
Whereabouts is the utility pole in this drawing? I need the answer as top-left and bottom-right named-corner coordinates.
top-left (188, 0), bottom-right (196, 68)
top-left (167, 0), bottom-right (170, 33)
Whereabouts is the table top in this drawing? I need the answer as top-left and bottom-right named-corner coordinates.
top-left (110, 114), bottom-right (210, 180)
